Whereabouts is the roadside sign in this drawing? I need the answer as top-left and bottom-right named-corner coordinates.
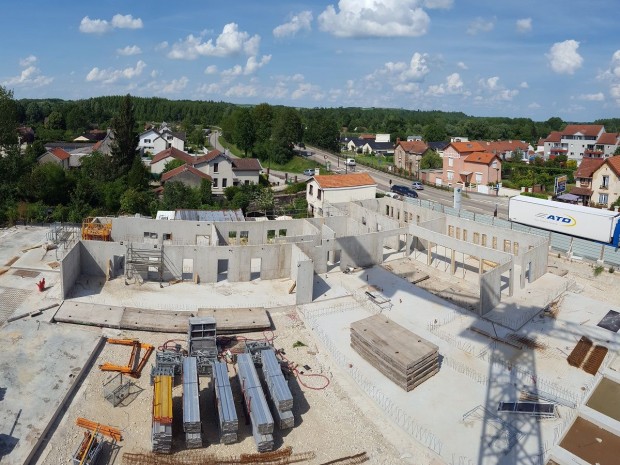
top-left (555, 175), bottom-right (567, 195)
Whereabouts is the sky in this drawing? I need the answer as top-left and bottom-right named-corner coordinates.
top-left (2, 0), bottom-right (620, 122)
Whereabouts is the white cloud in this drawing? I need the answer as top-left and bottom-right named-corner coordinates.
top-left (244, 55), bottom-right (271, 75)
top-left (79, 16), bottom-right (110, 34)
top-left (79, 14), bottom-right (143, 34)
top-left (598, 50), bottom-right (620, 105)
top-left (225, 84), bottom-right (258, 98)
top-left (2, 56), bottom-right (53, 88)
top-left (155, 41), bottom-right (169, 51)
top-left (516, 18), bottom-right (532, 33)
top-left (318, 0), bottom-right (436, 38)
top-left (427, 72), bottom-right (464, 96)
top-left (477, 76), bottom-right (519, 101)
top-left (19, 55), bottom-right (37, 67)
top-left (467, 17), bottom-right (495, 35)
top-left (196, 82), bottom-right (221, 95)
top-left (611, 84), bottom-right (620, 104)
top-left (204, 65), bottom-right (218, 75)
top-left (273, 11), bottom-right (313, 38)
top-left (168, 23), bottom-right (260, 60)
top-left (222, 65), bottom-right (243, 78)
top-left (479, 76), bottom-right (500, 90)
top-left (365, 52), bottom-right (431, 94)
top-left (578, 92), bottom-right (604, 101)
top-left (111, 14), bottom-right (143, 29)
top-left (161, 77), bottom-right (188, 93)
top-left (86, 60), bottom-right (146, 84)
top-left (117, 45), bottom-right (142, 56)
top-left (457, 61), bottom-right (468, 70)
top-left (519, 81), bottom-right (529, 88)
top-left (546, 40), bottom-right (583, 75)
top-left (291, 82), bottom-right (324, 100)
top-left (528, 102), bottom-right (541, 109)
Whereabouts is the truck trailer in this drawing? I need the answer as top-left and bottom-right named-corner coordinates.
top-left (508, 195), bottom-right (620, 246)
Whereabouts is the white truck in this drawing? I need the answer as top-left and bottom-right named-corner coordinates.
top-left (508, 195), bottom-right (620, 245)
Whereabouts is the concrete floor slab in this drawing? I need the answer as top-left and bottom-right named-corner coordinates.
top-left (0, 320), bottom-right (103, 465)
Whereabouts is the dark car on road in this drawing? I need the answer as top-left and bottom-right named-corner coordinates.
top-left (390, 184), bottom-right (418, 198)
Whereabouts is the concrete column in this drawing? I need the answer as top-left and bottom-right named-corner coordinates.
top-left (509, 265), bottom-right (515, 297)
top-left (450, 249), bottom-right (456, 274)
top-left (479, 257), bottom-right (484, 274)
top-left (427, 242), bottom-right (433, 266)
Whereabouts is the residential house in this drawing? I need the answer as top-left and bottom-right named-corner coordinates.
top-left (91, 129), bottom-right (115, 156)
top-left (542, 125), bottom-right (619, 162)
top-left (375, 134), bottom-right (391, 143)
top-left (591, 156), bottom-right (620, 208)
top-left (474, 140), bottom-right (532, 162)
top-left (360, 140), bottom-right (394, 156)
top-left (306, 173), bottom-right (377, 217)
top-left (161, 164), bottom-right (212, 189)
top-left (442, 142), bottom-right (501, 189)
top-left (150, 147), bottom-right (196, 174)
top-left (570, 158), bottom-right (604, 205)
top-left (427, 141), bottom-right (449, 157)
top-left (38, 147), bottom-right (70, 170)
top-left (73, 130), bottom-right (107, 143)
top-left (192, 150), bottom-right (262, 193)
top-left (343, 134), bottom-right (375, 152)
top-left (394, 139), bottom-right (431, 176)
top-left (139, 125), bottom-right (186, 155)
top-left (407, 135), bottom-right (423, 142)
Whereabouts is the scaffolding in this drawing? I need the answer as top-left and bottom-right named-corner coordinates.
top-left (125, 243), bottom-right (165, 283)
top-left (81, 217), bottom-right (112, 241)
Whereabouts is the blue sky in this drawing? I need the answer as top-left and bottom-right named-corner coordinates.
top-left (2, 0), bottom-right (619, 121)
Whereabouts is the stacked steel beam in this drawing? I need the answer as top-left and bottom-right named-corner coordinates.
top-left (350, 315), bottom-right (439, 392)
top-left (182, 357), bottom-right (202, 449)
top-left (261, 349), bottom-right (294, 429)
top-left (188, 317), bottom-right (217, 375)
top-left (212, 361), bottom-right (238, 444)
top-left (152, 375), bottom-right (173, 453)
top-left (237, 353), bottom-right (274, 451)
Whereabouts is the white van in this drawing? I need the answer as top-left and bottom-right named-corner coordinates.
top-left (345, 158), bottom-right (356, 167)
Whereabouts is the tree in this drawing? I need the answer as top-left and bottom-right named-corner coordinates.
top-left (162, 159), bottom-right (185, 174)
top-left (271, 108), bottom-right (303, 164)
top-left (127, 155), bottom-right (150, 190)
top-left (423, 120), bottom-right (447, 142)
top-left (304, 112), bottom-right (339, 152)
top-left (46, 111), bottom-right (65, 130)
top-left (65, 105), bottom-right (89, 134)
top-left (614, 146), bottom-right (620, 156)
top-left (0, 86), bottom-right (18, 149)
top-left (233, 108), bottom-right (256, 156)
top-left (161, 181), bottom-right (200, 210)
top-left (111, 94), bottom-right (138, 175)
top-left (545, 116), bottom-right (564, 131)
top-left (199, 179), bottom-right (213, 205)
top-left (419, 150), bottom-right (442, 170)
top-left (252, 103), bottom-right (274, 143)
top-left (25, 163), bottom-right (68, 205)
top-left (119, 188), bottom-right (153, 215)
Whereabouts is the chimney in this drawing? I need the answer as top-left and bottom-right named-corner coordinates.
top-left (396, 137), bottom-right (400, 144)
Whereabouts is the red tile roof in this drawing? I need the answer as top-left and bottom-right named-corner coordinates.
top-left (596, 132), bottom-right (619, 145)
top-left (194, 149), bottom-right (223, 164)
top-left (232, 157), bottom-right (262, 171)
top-left (450, 141), bottom-right (485, 154)
top-left (161, 164), bottom-right (212, 182)
top-left (50, 147), bottom-right (70, 161)
top-left (562, 125), bottom-right (604, 137)
top-left (150, 147), bottom-right (195, 165)
top-left (396, 140), bottom-right (428, 154)
top-left (359, 133), bottom-right (375, 140)
top-left (313, 173), bottom-right (377, 189)
top-left (463, 152), bottom-right (499, 164)
top-left (545, 131), bottom-right (562, 143)
top-left (474, 140), bottom-right (529, 154)
top-left (575, 158), bottom-right (604, 178)
top-left (570, 186), bottom-right (593, 196)
top-left (604, 156), bottom-right (620, 177)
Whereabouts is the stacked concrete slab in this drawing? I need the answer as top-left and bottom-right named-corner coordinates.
top-left (350, 315), bottom-right (439, 392)
top-left (182, 357), bottom-right (202, 449)
top-left (261, 349), bottom-right (294, 429)
top-left (237, 353), bottom-right (274, 452)
top-left (152, 375), bottom-right (173, 453)
top-left (212, 361), bottom-right (238, 444)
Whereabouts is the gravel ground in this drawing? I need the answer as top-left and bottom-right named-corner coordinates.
top-left (34, 308), bottom-right (424, 465)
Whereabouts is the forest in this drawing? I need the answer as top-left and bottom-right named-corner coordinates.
top-left (1, 86), bottom-right (618, 226)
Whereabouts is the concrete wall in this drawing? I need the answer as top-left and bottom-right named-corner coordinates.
top-left (111, 217), bottom-right (218, 245)
top-left (480, 261), bottom-right (512, 314)
top-left (290, 244), bottom-right (313, 304)
top-left (81, 241), bottom-right (126, 277)
top-left (60, 241), bottom-right (81, 298)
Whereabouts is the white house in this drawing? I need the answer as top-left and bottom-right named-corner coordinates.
top-left (139, 126), bottom-right (186, 155)
top-left (306, 173), bottom-right (377, 217)
top-left (193, 150), bottom-right (262, 193)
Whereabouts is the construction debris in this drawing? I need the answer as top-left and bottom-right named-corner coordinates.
top-left (76, 417), bottom-right (123, 442)
top-left (583, 345), bottom-right (608, 375)
top-left (72, 431), bottom-right (103, 465)
top-left (5, 303), bottom-right (59, 323)
top-left (99, 338), bottom-right (154, 378)
top-left (566, 336), bottom-right (608, 375)
top-left (319, 452), bottom-right (369, 465)
top-left (350, 315), bottom-right (439, 392)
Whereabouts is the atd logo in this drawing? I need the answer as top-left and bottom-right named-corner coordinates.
top-left (535, 212), bottom-right (576, 226)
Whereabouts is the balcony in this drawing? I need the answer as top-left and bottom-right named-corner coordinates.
top-left (599, 184), bottom-right (609, 190)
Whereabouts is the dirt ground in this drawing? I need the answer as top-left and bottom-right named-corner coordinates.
top-left (33, 308), bottom-right (418, 465)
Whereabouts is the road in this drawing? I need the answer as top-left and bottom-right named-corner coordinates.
top-left (304, 145), bottom-right (509, 218)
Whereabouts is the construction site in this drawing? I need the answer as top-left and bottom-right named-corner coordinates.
top-left (0, 196), bottom-right (619, 465)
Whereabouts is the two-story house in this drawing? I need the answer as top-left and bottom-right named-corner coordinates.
top-left (591, 156), bottom-right (620, 208)
top-left (570, 158), bottom-right (604, 205)
top-left (306, 173), bottom-right (377, 217)
top-left (393, 139), bottom-right (431, 176)
top-left (160, 164), bottom-right (213, 189)
top-left (192, 150), bottom-right (261, 193)
top-left (139, 125), bottom-right (186, 155)
top-left (150, 147), bottom-right (197, 174)
top-left (441, 142), bottom-right (501, 189)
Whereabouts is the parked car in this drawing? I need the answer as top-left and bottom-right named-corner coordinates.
top-left (384, 192), bottom-right (401, 200)
top-left (411, 181), bottom-right (424, 190)
top-left (345, 158), bottom-right (356, 167)
top-left (303, 168), bottom-right (316, 176)
top-left (390, 184), bottom-right (418, 198)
